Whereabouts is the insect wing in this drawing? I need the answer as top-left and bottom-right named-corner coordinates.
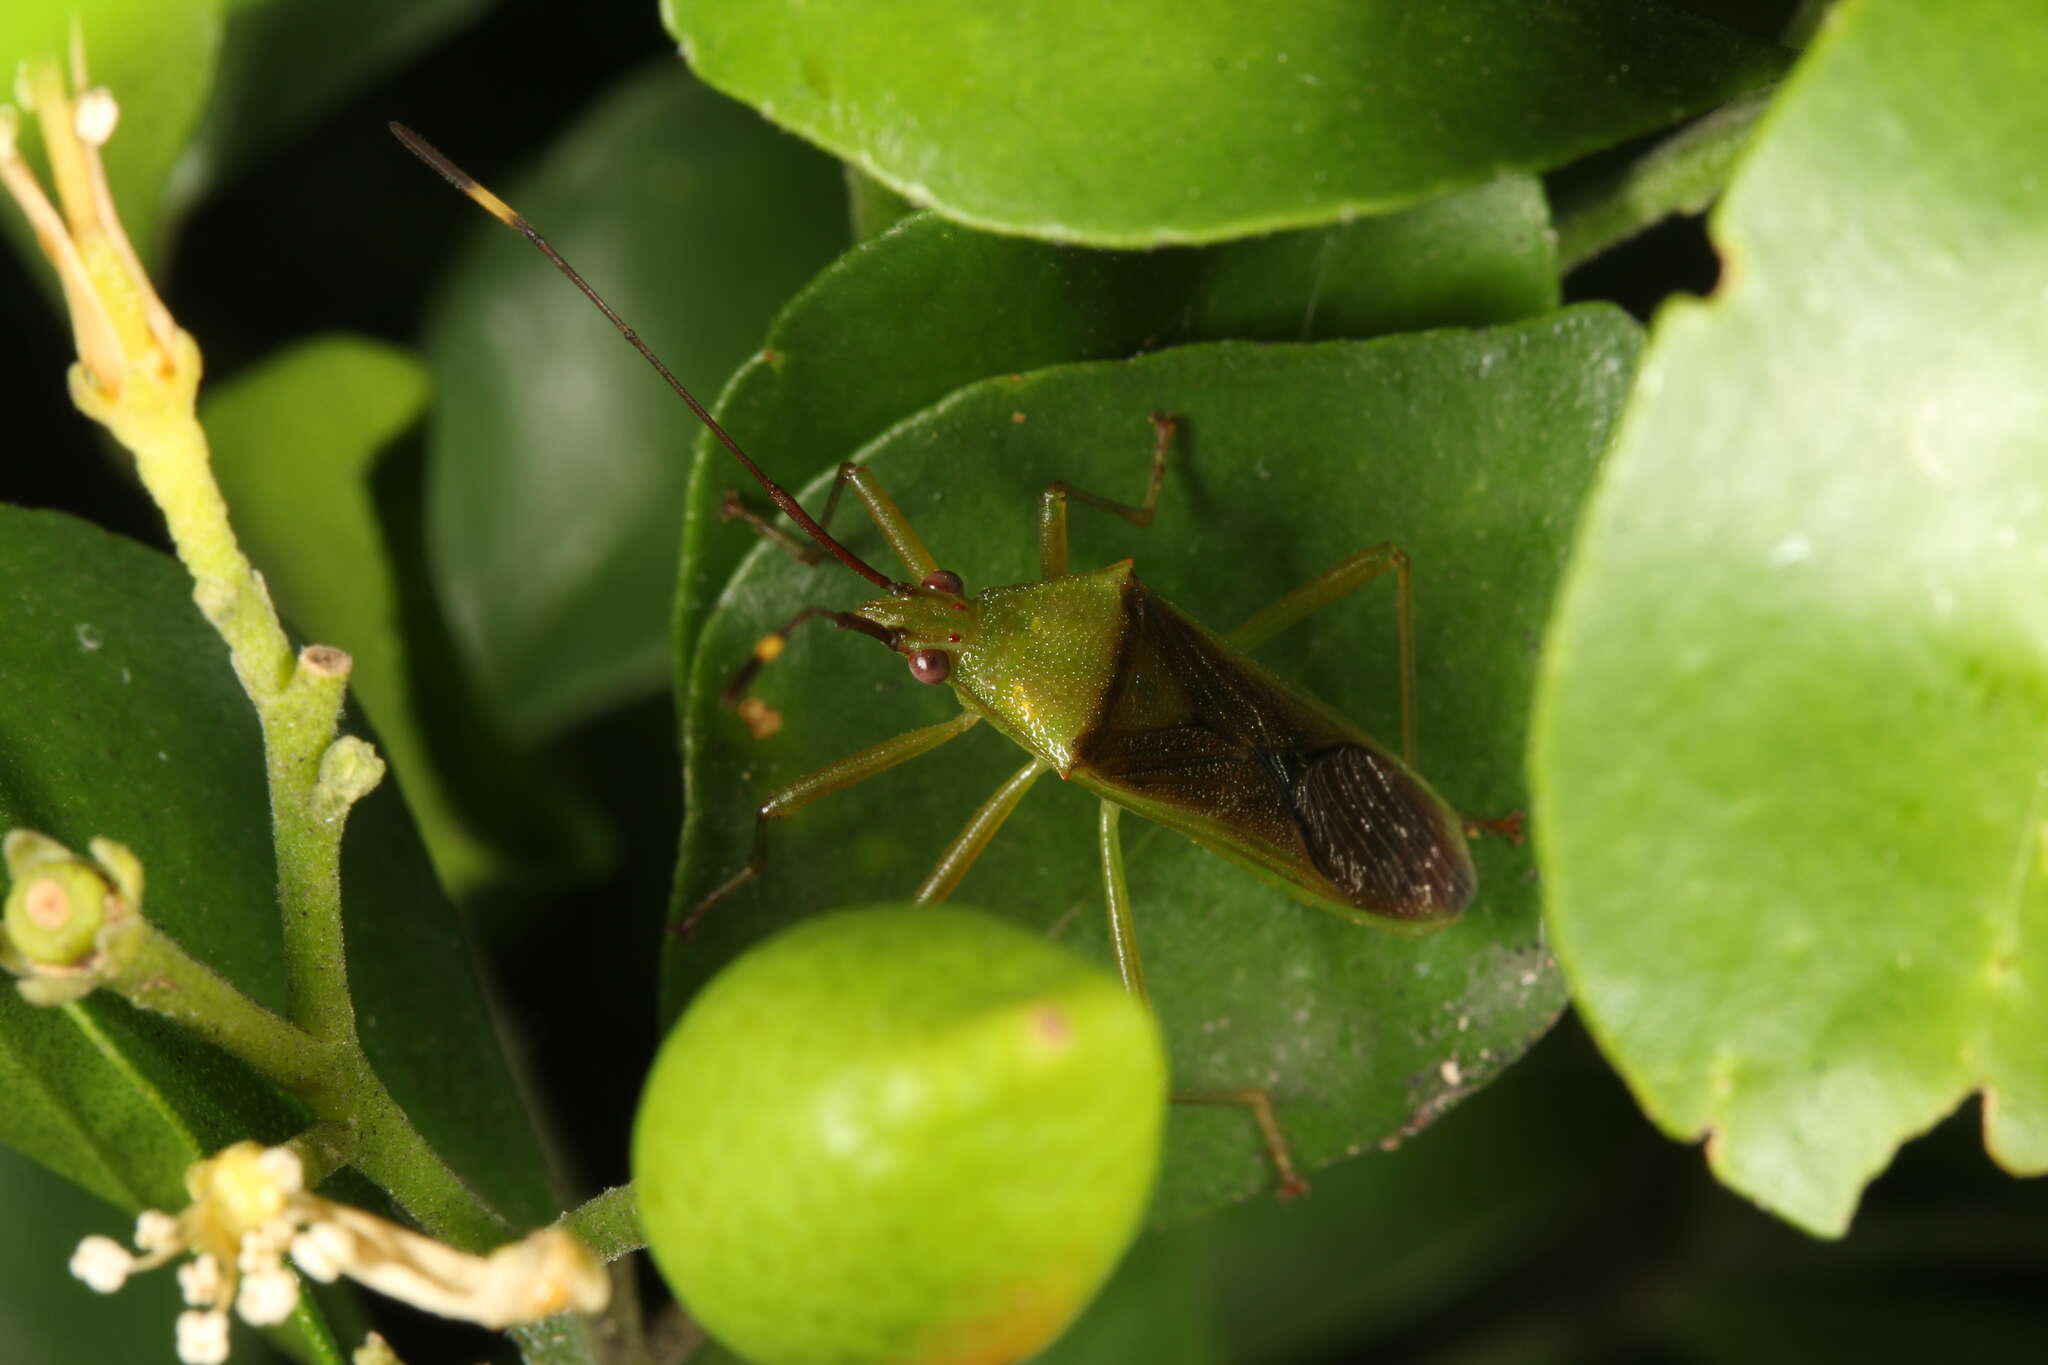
top-left (1289, 742), bottom-right (1472, 917)
top-left (1073, 585), bottom-right (1471, 922)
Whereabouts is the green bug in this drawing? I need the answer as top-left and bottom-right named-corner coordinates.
top-left (395, 125), bottom-right (1503, 1194)
top-left (700, 412), bottom-right (1475, 944)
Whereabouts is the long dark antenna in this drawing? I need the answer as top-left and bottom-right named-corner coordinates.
top-left (389, 122), bottom-right (903, 593)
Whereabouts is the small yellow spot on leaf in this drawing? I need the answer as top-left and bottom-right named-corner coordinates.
top-left (738, 696), bottom-right (782, 740)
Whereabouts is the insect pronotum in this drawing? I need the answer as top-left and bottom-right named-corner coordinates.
top-left (393, 123), bottom-right (1510, 1197)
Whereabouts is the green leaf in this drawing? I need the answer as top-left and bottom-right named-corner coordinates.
top-left (1198, 1027), bottom-right (1635, 1361)
top-left (675, 177), bottom-right (1558, 679)
top-left (0, 0), bottom-right (221, 265)
top-left (205, 334), bottom-right (603, 895)
top-left (661, 0), bottom-right (1787, 246)
top-left (1531, 0), bottom-right (2048, 1236)
top-left (1551, 89), bottom-right (1771, 271)
top-left (424, 65), bottom-right (849, 742)
top-left (175, 0), bottom-right (489, 207)
top-left (0, 514), bottom-right (367, 1365)
top-left (0, 507), bottom-right (555, 1229)
top-left (844, 167), bottom-right (917, 242)
top-left (674, 308), bottom-right (1640, 1217)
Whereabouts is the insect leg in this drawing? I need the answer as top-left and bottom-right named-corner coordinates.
top-left (718, 488), bottom-right (820, 565)
top-left (1225, 543), bottom-right (1416, 769)
top-left (828, 462), bottom-right (939, 579)
top-left (679, 710), bottom-right (984, 936)
top-left (1173, 1090), bottom-right (1309, 1199)
top-left (1098, 803), bottom-right (1147, 999)
top-left (1097, 802), bottom-right (1307, 1197)
top-left (913, 759), bottom-right (1050, 904)
top-left (1038, 412), bottom-right (1175, 577)
top-left (723, 461), bottom-right (939, 577)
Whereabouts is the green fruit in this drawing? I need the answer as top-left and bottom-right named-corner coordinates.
top-left (632, 903), bottom-right (1167, 1365)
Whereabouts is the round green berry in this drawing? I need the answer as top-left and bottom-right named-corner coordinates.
top-left (633, 904), bottom-right (1166, 1365)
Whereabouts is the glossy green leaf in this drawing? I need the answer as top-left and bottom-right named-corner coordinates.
top-left (1532, 0), bottom-right (2048, 1236)
top-left (675, 177), bottom-right (1558, 677)
top-left (205, 334), bottom-right (601, 895)
top-left (662, 0), bottom-right (1786, 246)
top-left (425, 66), bottom-right (848, 742)
top-left (0, 0), bottom-right (221, 265)
top-left (176, 0), bottom-right (488, 205)
top-left (0, 507), bottom-right (555, 1230)
top-left (674, 308), bottom-right (1640, 1216)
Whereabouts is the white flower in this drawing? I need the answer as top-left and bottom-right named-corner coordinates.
top-left (236, 1265), bottom-right (300, 1326)
top-left (135, 1208), bottom-right (180, 1253)
top-left (287, 1223), bottom-right (349, 1283)
top-left (68, 1235), bottom-right (132, 1292)
top-left (67, 1139), bottom-right (607, 1359)
top-left (176, 1253), bottom-right (222, 1307)
top-left (174, 1309), bottom-right (229, 1365)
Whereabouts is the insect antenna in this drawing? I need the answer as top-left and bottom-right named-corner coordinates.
top-left (388, 122), bottom-right (905, 594)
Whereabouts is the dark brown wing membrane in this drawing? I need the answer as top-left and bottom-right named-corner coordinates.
top-left (1290, 744), bottom-right (1473, 918)
top-left (1074, 586), bottom-right (1473, 921)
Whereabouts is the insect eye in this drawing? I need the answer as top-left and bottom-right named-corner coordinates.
top-left (921, 569), bottom-right (964, 595)
top-left (907, 649), bottom-right (951, 685)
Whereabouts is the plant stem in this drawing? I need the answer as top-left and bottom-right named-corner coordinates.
top-left (262, 650), bottom-right (360, 1041)
top-left (340, 1069), bottom-right (510, 1249)
top-left (10, 54), bottom-right (579, 1351)
top-left (74, 334), bottom-right (512, 1250)
top-left (286, 1120), bottom-right (360, 1188)
top-left (1551, 90), bottom-right (1773, 273)
top-left (112, 922), bottom-right (334, 1089)
top-left (562, 1185), bottom-right (645, 1263)
top-left (118, 400), bottom-right (298, 700)
top-left (101, 920), bottom-right (512, 1246)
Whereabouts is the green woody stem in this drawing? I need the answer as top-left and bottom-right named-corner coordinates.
top-left (561, 1184), bottom-right (644, 1263)
top-left (3, 59), bottom-right (519, 1259)
top-left (112, 923), bottom-right (334, 1090)
top-left (100, 920), bottom-right (512, 1247)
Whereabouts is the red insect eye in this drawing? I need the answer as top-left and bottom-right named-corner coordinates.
top-left (908, 649), bottom-right (951, 684)
top-left (921, 569), bottom-right (964, 595)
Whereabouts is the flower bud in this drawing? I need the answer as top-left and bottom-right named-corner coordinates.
top-left (1, 829), bottom-right (141, 999)
top-left (3, 855), bottom-right (110, 966)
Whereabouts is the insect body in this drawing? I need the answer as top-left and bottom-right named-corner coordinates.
top-left (691, 409), bottom-right (1481, 1034)
top-left (394, 124), bottom-right (1487, 1194)
top-left (836, 549), bottom-right (1473, 924)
